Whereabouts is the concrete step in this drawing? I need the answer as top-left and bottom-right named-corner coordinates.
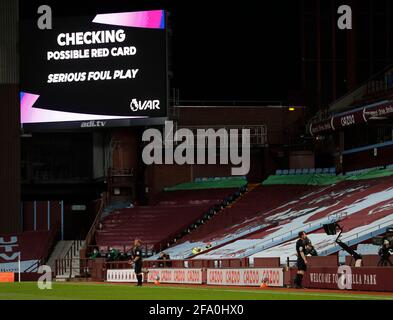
top-left (47, 241), bottom-right (74, 269)
top-left (66, 277), bottom-right (92, 282)
top-left (55, 276), bottom-right (70, 282)
top-left (51, 240), bottom-right (85, 277)
top-left (56, 272), bottom-right (80, 279)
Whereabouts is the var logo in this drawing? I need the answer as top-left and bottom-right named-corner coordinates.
top-left (130, 99), bottom-right (160, 112)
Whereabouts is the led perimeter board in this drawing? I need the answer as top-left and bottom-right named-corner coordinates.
top-left (20, 10), bottom-right (168, 130)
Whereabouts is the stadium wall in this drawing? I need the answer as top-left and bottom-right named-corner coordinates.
top-left (20, 200), bottom-right (97, 240)
top-left (107, 268), bottom-right (204, 285)
top-left (21, 201), bottom-right (62, 233)
top-left (343, 144), bottom-right (393, 172)
top-left (103, 265), bottom-right (393, 292)
top-left (289, 151), bottom-right (315, 169)
top-left (289, 267), bottom-right (393, 292)
top-left (0, 0), bottom-right (20, 234)
top-left (144, 149), bottom-right (269, 199)
top-left (83, 256), bottom-right (393, 292)
top-left (105, 267), bottom-right (284, 287)
top-left (177, 106), bottom-right (305, 146)
top-left (111, 129), bottom-right (139, 172)
top-left (145, 164), bottom-right (234, 200)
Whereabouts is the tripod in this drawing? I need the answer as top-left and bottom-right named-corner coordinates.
top-left (334, 224), bottom-right (363, 266)
top-left (377, 256), bottom-right (393, 266)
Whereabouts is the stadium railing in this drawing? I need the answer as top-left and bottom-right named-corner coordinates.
top-left (55, 258), bottom-right (96, 279)
top-left (86, 244), bottom-right (153, 258)
top-left (80, 193), bottom-right (108, 259)
top-left (86, 258), bottom-right (250, 272)
top-left (64, 240), bottom-right (84, 260)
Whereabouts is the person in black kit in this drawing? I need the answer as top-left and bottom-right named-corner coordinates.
top-left (294, 231), bottom-right (308, 289)
top-left (378, 239), bottom-right (393, 266)
top-left (157, 252), bottom-right (166, 267)
top-left (130, 239), bottom-right (143, 286)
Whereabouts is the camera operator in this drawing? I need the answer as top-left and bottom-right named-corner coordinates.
top-left (378, 239), bottom-right (393, 266)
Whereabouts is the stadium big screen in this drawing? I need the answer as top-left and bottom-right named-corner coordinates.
top-left (20, 10), bottom-right (168, 130)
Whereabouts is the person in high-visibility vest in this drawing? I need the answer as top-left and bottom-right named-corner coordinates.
top-left (192, 247), bottom-right (202, 255)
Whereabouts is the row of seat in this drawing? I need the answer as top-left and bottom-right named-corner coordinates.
top-left (194, 176), bottom-right (247, 182)
top-left (96, 189), bottom-right (239, 252)
top-left (175, 184), bottom-right (312, 244)
top-left (195, 175), bottom-right (393, 261)
top-left (278, 163), bottom-right (393, 177)
top-left (275, 167), bottom-right (336, 175)
top-left (151, 189), bottom-right (238, 206)
top-left (345, 165), bottom-right (392, 176)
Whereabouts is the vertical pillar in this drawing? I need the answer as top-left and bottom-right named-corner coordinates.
top-left (331, 0), bottom-right (337, 101)
top-left (338, 131), bottom-right (345, 174)
top-left (316, 0), bottom-right (322, 110)
top-left (368, 0), bottom-right (373, 78)
top-left (386, 1), bottom-right (391, 67)
top-left (0, 0), bottom-right (20, 234)
top-left (20, 202), bottom-right (24, 231)
top-left (347, 0), bottom-right (357, 91)
top-left (61, 201), bottom-right (64, 240)
top-left (301, 0), bottom-right (306, 91)
top-left (33, 201), bottom-right (37, 231)
top-left (47, 201), bottom-right (51, 231)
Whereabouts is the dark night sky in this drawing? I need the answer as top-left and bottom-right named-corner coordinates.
top-left (20, 0), bottom-right (302, 103)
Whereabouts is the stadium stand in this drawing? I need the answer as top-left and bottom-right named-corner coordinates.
top-left (147, 183), bottom-right (314, 259)
top-left (95, 179), bottom-right (246, 254)
top-left (101, 200), bottom-right (134, 219)
top-left (204, 174), bottom-right (393, 262)
top-left (148, 169), bottom-right (393, 262)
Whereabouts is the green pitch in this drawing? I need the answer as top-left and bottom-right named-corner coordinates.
top-left (0, 282), bottom-right (392, 300)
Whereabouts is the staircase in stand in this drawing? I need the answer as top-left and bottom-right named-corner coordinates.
top-left (54, 240), bottom-right (85, 281)
top-left (47, 241), bottom-right (73, 271)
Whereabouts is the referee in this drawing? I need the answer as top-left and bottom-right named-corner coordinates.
top-left (294, 231), bottom-right (308, 289)
top-left (131, 239), bottom-right (143, 286)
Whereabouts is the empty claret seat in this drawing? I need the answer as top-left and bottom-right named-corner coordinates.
top-left (156, 173), bottom-right (393, 260)
top-left (163, 184), bottom-right (313, 251)
top-left (196, 175), bottom-right (393, 262)
top-left (96, 188), bottom-right (240, 252)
